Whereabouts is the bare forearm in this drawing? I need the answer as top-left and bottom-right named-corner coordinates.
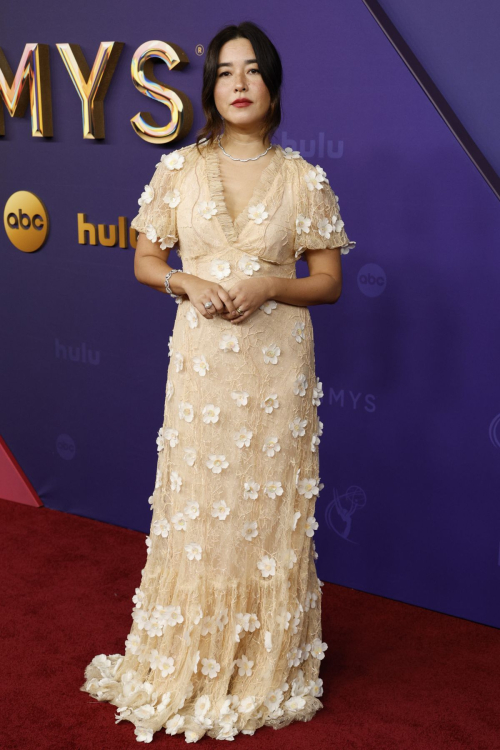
top-left (267, 273), bottom-right (340, 306)
top-left (134, 255), bottom-right (191, 295)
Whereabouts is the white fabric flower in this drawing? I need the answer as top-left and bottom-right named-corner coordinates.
top-left (257, 554), bottom-right (276, 578)
top-left (201, 657), bottom-right (220, 678)
top-left (171, 512), bottom-right (187, 531)
top-left (163, 188), bottom-right (181, 208)
top-left (282, 146), bottom-right (301, 159)
top-left (296, 213), bottom-right (311, 234)
top-left (308, 677), bottom-right (324, 697)
top-left (304, 591), bottom-right (319, 611)
top-left (238, 253), bottom-right (261, 275)
top-left (311, 433), bottom-right (320, 452)
top-left (219, 331), bottom-right (240, 352)
top-left (263, 480), bottom-right (283, 499)
top-left (183, 446), bottom-right (197, 465)
top-left (235, 654), bottom-right (254, 677)
top-left (260, 299), bottom-right (277, 314)
top-left (289, 416), bottom-right (308, 437)
top-left (138, 184), bottom-right (154, 206)
top-left (292, 321), bottom-right (305, 343)
top-left (243, 481), bottom-right (260, 500)
top-left (277, 608), bottom-right (292, 629)
top-left (186, 305), bottom-right (198, 328)
top-left (261, 393), bottom-right (279, 413)
top-left (283, 695), bottom-right (306, 712)
top-left (155, 469), bottom-right (162, 490)
top-left (239, 695), bottom-right (257, 714)
top-left (287, 646), bottom-right (302, 667)
top-left (184, 500), bottom-right (200, 519)
top-left (131, 588), bottom-right (146, 608)
top-left (201, 615), bottom-right (217, 635)
top-left (165, 713), bottom-right (185, 734)
top-left (210, 258), bottom-right (231, 279)
top-left (312, 377), bottom-right (324, 406)
top-left (163, 427), bottom-right (179, 447)
top-left (262, 343), bottom-right (281, 364)
top-left (264, 631), bottom-right (273, 652)
top-left (156, 427), bottom-right (165, 452)
top-left (206, 454), bottom-right (229, 473)
top-left (195, 695), bottom-right (211, 718)
top-left (292, 511), bottom-right (301, 530)
top-left (264, 687), bottom-right (283, 711)
top-left (211, 500), bottom-right (231, 520)
top-left (170, 470), bottom-right (182, 492)
top-left (192, 354), bottom-right (209, 376)
top-left (293, 374), bottom-right (308, 396)
top-left (165, 605), bottom-right (184, 626)
top-left (304, 167), bottom-right (326, 191)
top-left (185, 542), bottom-right (202, 560)
top-left (234, 426), bottom-right (253, 448)
top-left (135, 727), bottom-right (154, 743)
top-left (145, 223), bottom-right (158, 243)
top-left (166, 379), bottom-right (174, 400)
top-left (317, 216), bottom-right (333, 239)
top-left (174, 351), bottom-right (183, 372)
top-left (262, 436), bottom-right (280, 457)
top-left (160, 151), bottom-right (185, 170)
top-left (315, 164), bottom-right (329, 183)
top-left (242, 520), bottom-right (258, 541)
top-left (248, 202), bottom-right (268, 224)
top-left (159, 235), bottom-right (177, 250)
top-left (197, 200), bottom-right (218, 219)
top-left (125, 633), bottom-right (141, 653)
top-left (231, 390), bottom-right (249, 406)
top-left (305, 515), bottom-right (319, 537)
top-left (298, 643), bottom-right (311, 660)
top-left (202, 403), bottom-right (220, 424)
top-left (310, 637), bottom-right (328, 659)
top-left (283, 548), bottom-right (298, 569)
top-left (298, 477), bottom-right (320, 499)
top-left (152, 519), bottom-right (170, 538)
top-left (331, 214), bottom-right (345, 232)
top-left (179, 401), bottom-right (194, 422)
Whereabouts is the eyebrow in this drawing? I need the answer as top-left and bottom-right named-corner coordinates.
top-left (216, 58), bottom-right (258, 69)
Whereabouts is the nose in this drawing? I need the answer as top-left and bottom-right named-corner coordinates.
top-left (234, 71), bottom-right (247, 91)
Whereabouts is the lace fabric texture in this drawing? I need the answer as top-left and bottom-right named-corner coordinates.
top-left (80, 139), bottom-right (355, 743)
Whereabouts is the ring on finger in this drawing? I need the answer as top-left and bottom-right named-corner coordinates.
top-left (204, 301), bottom-right (214, 309)
top-left (236, 307), bottom-right (244, 316)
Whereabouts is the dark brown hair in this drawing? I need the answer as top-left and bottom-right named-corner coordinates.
top-left (195, 21), bottom-right (283, 153)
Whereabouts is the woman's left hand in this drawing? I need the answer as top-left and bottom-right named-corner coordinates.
top-left (219, 277), bottom-right (273, 325)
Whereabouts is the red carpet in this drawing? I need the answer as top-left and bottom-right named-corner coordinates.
top-left (1, 497), bottom-right (498, 750)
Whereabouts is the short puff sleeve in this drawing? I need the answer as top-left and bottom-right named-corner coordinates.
top-left (130, 152), bottom-right (183, 251)
top-left (294, 161), bottom-right (356, 260)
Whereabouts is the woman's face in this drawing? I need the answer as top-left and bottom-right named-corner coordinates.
top-left (213, 37), bottom-right (271, 131)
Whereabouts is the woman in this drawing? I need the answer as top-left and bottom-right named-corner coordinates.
top-left (80, 20), bottom-right (355, 743)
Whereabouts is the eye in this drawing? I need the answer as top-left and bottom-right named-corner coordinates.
top-left (218, 71), bottom-right (230, 77)
top-left (249, 68), bottom-right (260, 74)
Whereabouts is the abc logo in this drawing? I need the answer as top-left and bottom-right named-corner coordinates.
top-left (357, 263), bottom-right (386, 298)
top-left (3, 190), bottom-right (49, 252)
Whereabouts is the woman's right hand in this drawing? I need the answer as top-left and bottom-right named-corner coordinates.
top-left (181, 275), bottom-right (239, 320)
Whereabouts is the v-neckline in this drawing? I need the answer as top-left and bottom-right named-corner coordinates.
top-left (204, 139), bottom-right (283, 244)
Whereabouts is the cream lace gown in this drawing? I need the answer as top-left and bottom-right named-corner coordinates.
top-left (80, 138), bottom-right (355, 743)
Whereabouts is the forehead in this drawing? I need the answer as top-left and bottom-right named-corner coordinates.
top-left (217, 37), bottom-right (256, 64)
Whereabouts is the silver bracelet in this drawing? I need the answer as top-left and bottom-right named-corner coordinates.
top-left (165, 268), bottom-right (181, 299)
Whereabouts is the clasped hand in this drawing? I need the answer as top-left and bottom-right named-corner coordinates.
top-left (183, 276), bottom-right (272, 325)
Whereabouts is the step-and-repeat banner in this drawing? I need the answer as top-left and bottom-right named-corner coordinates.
top-left (1, 0), bottom-right (499, 628)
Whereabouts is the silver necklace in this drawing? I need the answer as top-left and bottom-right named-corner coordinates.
top-left (216, 134), bottom-right (274, 162)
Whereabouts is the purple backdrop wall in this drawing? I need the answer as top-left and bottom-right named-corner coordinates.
top-left (1, 0), bottom-right (499, 629)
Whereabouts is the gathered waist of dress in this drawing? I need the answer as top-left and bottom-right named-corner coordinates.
top-left (181, 255), bottom-right (297, 283)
